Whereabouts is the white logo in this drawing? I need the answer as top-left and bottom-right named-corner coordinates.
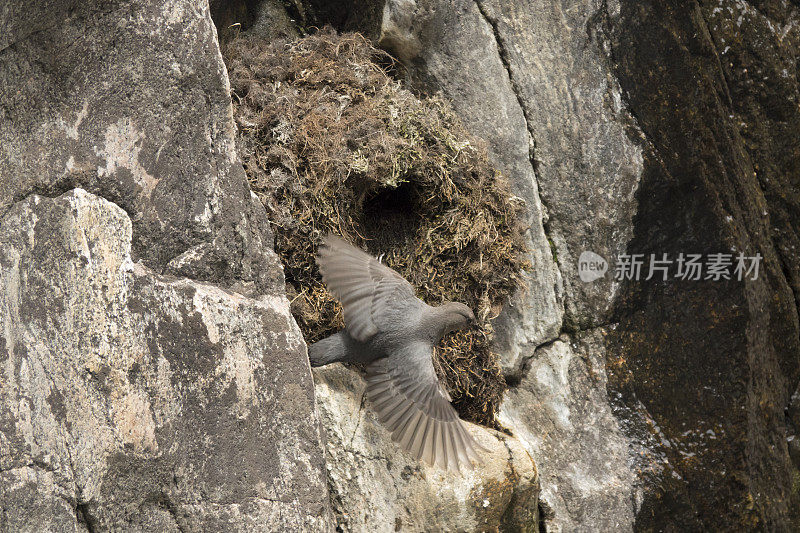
top-left (578, 251), bottom-right (608, 282)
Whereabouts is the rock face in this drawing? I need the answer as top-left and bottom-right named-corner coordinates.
top-left (308, 0), bottom-right (565, 375)
top-left (303, 0), bottom-right (800, 530)
top-left (377, 0), bottom-right (642, 334)
top-left (0, 1), bottom-right (333, 530)
top-left (0, 189), bottom-right (330, 531)
top-left (498, 331), bottom-right (636, 532)
top-left (607, 1), bottom-right (800, 529)
top-left (1, 1), bottom-right (542, 531)
top-left (209, 0), bottom-right (300, 43)
top-left (0, 0), bottom-right (281, 298)
top-left (3, 0), bottom-right (798, 530)
top-left (303, 0), bottom-right (641, 530)
top-left (312, 364), bottom-right (539, 533)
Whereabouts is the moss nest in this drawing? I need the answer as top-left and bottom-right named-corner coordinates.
top-left (224, 29), bottom-right (528, 428)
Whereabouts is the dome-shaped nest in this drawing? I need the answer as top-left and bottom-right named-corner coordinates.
top-left (223, 28), bottom-right (528, 428)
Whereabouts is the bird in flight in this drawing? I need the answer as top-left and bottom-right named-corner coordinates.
top-left (308, 235), bottom-right (486, 472)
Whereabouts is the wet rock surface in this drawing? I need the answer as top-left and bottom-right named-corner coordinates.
top-left (608, 1), bottom-right (800, 529)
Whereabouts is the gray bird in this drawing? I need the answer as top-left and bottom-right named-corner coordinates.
top-left (308, 235), bottom-right (487, 472)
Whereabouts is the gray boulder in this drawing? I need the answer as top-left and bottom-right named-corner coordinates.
top-left (0, 189), bottom-right (331, 531)
top-left (0, 0), bottom-right (332, 530)
top-left (313, 364), bottom-right (539, 533)
top-left (0, 0), bottom-right (282, 298)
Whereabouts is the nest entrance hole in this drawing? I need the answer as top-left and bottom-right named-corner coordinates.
top-left (359, 182), bottom-right (419, 247)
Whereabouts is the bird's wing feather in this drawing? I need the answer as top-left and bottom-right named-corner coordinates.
top-left (317, 235), bottom-right (419, 342)
top-left (365, 342), bottom-right (487, 472)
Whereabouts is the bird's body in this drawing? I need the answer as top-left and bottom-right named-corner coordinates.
top-left (308, 235), bottom-right (485, 472)
top-left (309, 302), bottom-right (469, 365)
top-left (309, 330), bottom-right (372, 366)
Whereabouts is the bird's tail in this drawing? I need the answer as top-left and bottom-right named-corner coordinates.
top-left (307, 332), bottom-right (348, 367)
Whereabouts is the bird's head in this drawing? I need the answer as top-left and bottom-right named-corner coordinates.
top-left (439, 301), bottom-right (475, 336)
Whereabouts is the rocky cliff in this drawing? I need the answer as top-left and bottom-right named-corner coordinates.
top-left (1, 0), bottom-right (798, 531)
top-left (1, 1), bottom-right (329, 529)
top-left (0, 1), bottom-right (537, 531)
top-left (272, 0), bottom-right (800, 529)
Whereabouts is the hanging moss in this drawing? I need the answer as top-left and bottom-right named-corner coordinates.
top-left (223, 28), bottom-right (528, 428)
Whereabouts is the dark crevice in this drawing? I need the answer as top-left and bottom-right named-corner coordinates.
top-left (349, 390), bottom-right (368, 446)
top-left (75, 502), bottom-right (97, 533)
top-left (498, 434), bottom-right (519, 478)
top-left (497, 433), bottom-right (540, 529)
top-left (473, 0), bottom-right (566, 334)
top-left (158, 494), bottom-right (188, 533)
top-left (532, 335), bottom-right (561, 353)
top-left (504, 335), bottom-right (560, 387)
top-left (472, 0), bottom-right (556, 239)
top-left (472, 1), bottom-right (536, 172)
top-left (1, 461), bottom-right (97, 532)
top-left (537, 498), bottom-right (555, 533)
top-left (506, 323), bottom-right (614, 386)
top-left (471, 2), bottom-right (553, 215)
top-left (348, 449), bottom-right (394, 466)
top-left (3, 175), bottom-right (138, 226)
top-left (502, 372), bottom-right (523, 388)
top-left (324, 460), bottom-right (349, 532)
top-left (281, 0), bottom-right (308, 29)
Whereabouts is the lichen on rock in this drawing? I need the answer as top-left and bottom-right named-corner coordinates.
top-left (0, 188), bottom-right (331, 531)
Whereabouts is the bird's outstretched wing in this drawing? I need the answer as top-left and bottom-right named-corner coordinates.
top-left (365, 342), bottom-right (486, 472)
top-left (317, 235), bottom-right (419, 342)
